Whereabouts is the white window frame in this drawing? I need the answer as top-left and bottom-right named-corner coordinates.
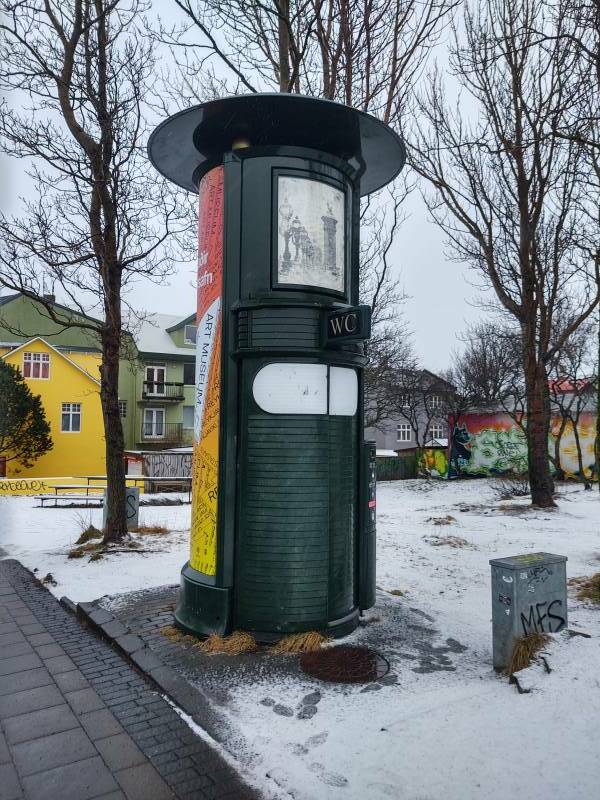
top-left (184, 324), bottom-right (197, 345)
top-left (182, 405), bottom-right (195, 430)
top-left (399, 393), bottom-right (411, 408)
top-left (429, 394), bottom-right (443, 410)
top-left (145, 365), bottom-right (166, 396)
top-left (61, 402), bottom-right (82, 433)
top-left (396, 423), bottom-right (412, 442)
top-left (429, 422), bottom-right (447, 440)
top-left (23, 352), bottom-right (50, 380)
top-left (143, 407), bottom-right (165, 439)
top-left (118, 400), bottom-right (127, 419)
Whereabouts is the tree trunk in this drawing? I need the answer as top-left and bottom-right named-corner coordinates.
top-left (277, 0), bottom-right (290, 92)
top-left (572, 417), bottom-right (591, 489)
top-left (100, 326), bottom-right (127, 543)
top-left (524, 359), bottom-right (555, 507)
top-left (597, 307), bottom-right (600, 492)
top-left (551, 415), bottom-right (568, 482)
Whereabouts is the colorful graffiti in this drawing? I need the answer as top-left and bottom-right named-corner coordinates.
top-left (449, 411), bottom-right (597, 479)
top-left (420, 448), bottom-right (449, 478)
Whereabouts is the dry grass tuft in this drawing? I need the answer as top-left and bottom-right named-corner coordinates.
top-left (426, 515), bottom-right (457, 526)
top-left (133, 524), bottom-right (169, 536)
top-left (423, 534), bottom-right (475, 549)
top-left (388, 589), bottom-right (406, 597)
top-left (75, 525), bottom-right (103, 545)
top-left (570, 572), bottom-right (600, 603)
top-left (269, 631), bottom-right (330, 654)
top-left (159, 624), bottom-right (197, 645)
top-left (195, 630), bottom-right (259, 656)
top-left (506, 632), bottom-right (550, 675)
top-left (68, 541), bottom-right (103, 559)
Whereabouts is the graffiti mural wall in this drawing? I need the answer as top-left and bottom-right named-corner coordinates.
top-left (450, 411), bottom-right (597, 480)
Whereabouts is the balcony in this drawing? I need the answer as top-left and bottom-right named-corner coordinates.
top-left (141, 381), bottom-right (185, 402)
top-left (139, 422), bottom-right (186, 445)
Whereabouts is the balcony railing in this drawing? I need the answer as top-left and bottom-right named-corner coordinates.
top-left (139, 422), bottom-right (185, 444)
top-left (141, 381), bottom-right (185, 401)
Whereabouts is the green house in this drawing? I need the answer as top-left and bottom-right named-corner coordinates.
top-left (131, 313), bottom-right (196, 449)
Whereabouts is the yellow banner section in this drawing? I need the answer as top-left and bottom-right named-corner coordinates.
top-left (189, 166), bottom-right (224, 577)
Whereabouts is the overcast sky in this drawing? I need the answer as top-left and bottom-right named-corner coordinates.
top-left (0, 1), bottom-right (486, 373)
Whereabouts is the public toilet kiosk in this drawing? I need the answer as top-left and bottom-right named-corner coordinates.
top-left (148, 93), bottom-right (405, 640)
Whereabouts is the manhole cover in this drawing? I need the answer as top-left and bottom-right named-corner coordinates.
top-left (299, 645), bottom-right (389, 684)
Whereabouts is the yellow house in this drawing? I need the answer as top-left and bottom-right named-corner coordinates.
top-left (0, 337), bottom-right (106, 477)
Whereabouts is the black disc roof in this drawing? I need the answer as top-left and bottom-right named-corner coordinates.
top-left (148, 93), bottom-right (405, 197)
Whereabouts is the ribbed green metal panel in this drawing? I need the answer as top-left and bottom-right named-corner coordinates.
top-left (236, 415), bottom-right (330, 632)
top-left (328, 416), bottom-right (357, 619)
top-left (239, 308), bottom-right (321, 350)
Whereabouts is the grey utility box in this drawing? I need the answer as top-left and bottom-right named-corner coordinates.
top-left (490, 552), bottom-right (568, 670)
top-left (103, 487), bottom-right (139, 532)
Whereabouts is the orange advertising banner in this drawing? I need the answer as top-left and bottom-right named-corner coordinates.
top-left (190, 166), bottom-right (224, 576)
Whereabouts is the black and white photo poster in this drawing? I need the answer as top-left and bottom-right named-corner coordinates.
top-left (277, 176), bottom-right (345, 292)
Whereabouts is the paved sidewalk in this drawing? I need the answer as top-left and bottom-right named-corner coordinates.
top-left (0, 560), bottom-right (260, 800)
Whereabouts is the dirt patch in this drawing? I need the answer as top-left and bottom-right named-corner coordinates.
top-left (426, 515), bottom-right (457, 526)
top-left (423, 534), bottom-right (476, 549)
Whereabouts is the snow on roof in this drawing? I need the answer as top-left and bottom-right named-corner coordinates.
top-left (134, 313), bottom-right (194, 357)
top-left (376, 449), bottom-right (398, 457)
top-left (424, 438), bottom-right (448, 448)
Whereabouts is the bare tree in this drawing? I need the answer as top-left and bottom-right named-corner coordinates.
top-left (411, 0), bottom-right (600, 507)
top-left (452, 322), bottom-right (523, 408)
top-left (155, 0), bottom-right (458, 427)
top-left (549, 0), bottom-right (600, 490)
top-left (0, 0), bottom-right (185, 541)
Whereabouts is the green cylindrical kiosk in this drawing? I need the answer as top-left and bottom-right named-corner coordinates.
top-left (148, 94), bottom-right (405, 640)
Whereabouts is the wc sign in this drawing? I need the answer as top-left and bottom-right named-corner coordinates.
top-left (325, 305), bottom-right (371, 345)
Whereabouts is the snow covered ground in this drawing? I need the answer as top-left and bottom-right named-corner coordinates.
top-left (1, 479), bottom-right (599, 800)
top-left (0, 494), bottom-right (189, 600)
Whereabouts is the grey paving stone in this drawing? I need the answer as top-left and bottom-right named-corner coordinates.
top-left (21, 756), bottom-right (119, 800)
top-left (11, 728), bottom-right (96, 776)
top-left (19, 623), bottom-right (46, 636)
top-left (114, 634), bottom-right (145, 655)
top-left (0, 641), bottom-right (34, 660)
top-left (65, 686), bottom-right (106, 715)
top-left (10, 613), bottom-right (36, 626)
top-left (0, 731), bottom-right (10, 763)
top-left (0, 667), bottom-right (53, 696)
top-left (26, 632), bottom-right (54, 647)
top-left (53, 668), bottom-right (89, 693)
top-left (95, 732), bottom-right (147, 771)
top-left (0, 684), bottom-right (64, 719)
top-left (35, 643), bottom-right (65, 660)
top-left (44, 654), bottom-right (76, 675)
top-left (115, 763), bottom-right (175, 800)
top-left (0, 631), bottom-right (26, 646)
top-left (0, 623), bottom-right (18, 635)
top-left (95, 792), bottom-right (127, 800)
top-left (0, 652), bottom-right (42, 676)
top-left (79, 708), bottom-right (124, 740)
top-left (0, 761), bottom-right (23, 800)
top-left (3, 703), bottom-right (79, 745)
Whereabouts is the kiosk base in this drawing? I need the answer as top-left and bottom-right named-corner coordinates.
top-left (174, 563), bottom-right (232, 637)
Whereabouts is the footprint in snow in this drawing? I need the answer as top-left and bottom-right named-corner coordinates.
top-left (310, 762), bottom-right (348, 788)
